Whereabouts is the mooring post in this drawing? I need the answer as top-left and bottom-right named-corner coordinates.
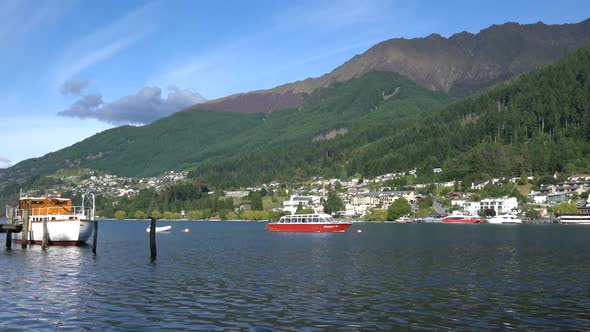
top-left (21, 209), bottom-right (29, 249)
top-left (92, 220), bottom-right (98, 255)
top-left (150, 217), bottom-right (157, 259)
top-left (6, 231), bottom-right (12, 249)
top-left (5, 207), bottom-right (13, 249)
top-left (42, 217), bottom-right (49, 249)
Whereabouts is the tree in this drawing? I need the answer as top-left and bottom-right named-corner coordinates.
top-left (249, 192), bottom-right (263, 211)
top-left (387, 197), bottom-right (411, 221)
top-left (518, 169), bottom-right (528, 185)
top-left (550, 203), bottom-right (579, 215)
top-left (151, 210), bottom-right (162, 219)
top-left (364, 209), bottom-right (387, 222)
top-left (323, 191), bottom-right (344, 215)
top-left (114, 210), bottom-right (127, 220)
top-left (135, 210), bottom-right (147, 219)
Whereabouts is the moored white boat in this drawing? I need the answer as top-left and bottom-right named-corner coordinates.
top-left (145, 225), bottom-right (172, 232)
top-left (9, 194), bottom-right (96, 246)
top-left (395, 215), bottom-right (412, 223)
top-left (487, 214), bottom-right (522, 224)
top-left (558, 215), bottom-right (590, 225)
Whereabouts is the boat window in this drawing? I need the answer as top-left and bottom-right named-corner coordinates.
top-left (302, 218), bottom-right (307, 223)
top-left (313, 217), bottom-right (319, 223)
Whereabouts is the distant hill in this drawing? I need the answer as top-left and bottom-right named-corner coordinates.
top-left (200, 19), bottom-right (590, 113)
top-left (0, 72), bottom-right (449, 192)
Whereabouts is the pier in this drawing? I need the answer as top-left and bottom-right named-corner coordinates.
top-left (0, 223), bottom-right (23, 249)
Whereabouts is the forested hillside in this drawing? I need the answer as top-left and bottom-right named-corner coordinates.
top-left (188, 43), bottom-right (590, 187)
top-left (0, 72), bottom-right (449, 192)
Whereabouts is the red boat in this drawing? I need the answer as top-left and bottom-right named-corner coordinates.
top-left (442, 214), bottom-right (484, 224)
top-left (266, 213), bottom-right (352, 232)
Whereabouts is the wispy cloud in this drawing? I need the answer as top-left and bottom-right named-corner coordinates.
top-left (274, 0), bottom-right (396, 31)
top-left (58, 85), bottom-right (206, 125)
top-left (52, 1), bottom-right (160, 85)
top-left (0, 0), bottom-right (71, 47)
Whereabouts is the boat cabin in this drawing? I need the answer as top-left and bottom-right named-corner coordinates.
top-left (277, 214), bottom-right (336, 224)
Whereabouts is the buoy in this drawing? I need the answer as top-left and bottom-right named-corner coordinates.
top-left (357, 229), bottom-right (362, 233)
top-left (182, 228), bottom-right (190, 233)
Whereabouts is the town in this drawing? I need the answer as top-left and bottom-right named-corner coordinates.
top-left (19, 167), bottom-right (590, 221)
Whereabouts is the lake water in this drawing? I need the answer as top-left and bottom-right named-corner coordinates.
top-left (1, 221), bottom-right (589, 331)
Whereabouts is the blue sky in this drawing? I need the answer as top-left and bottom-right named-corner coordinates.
top-left (1, 0), bottom-right (589, 168)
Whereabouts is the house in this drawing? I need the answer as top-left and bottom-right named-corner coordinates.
top-left (577, 200), bottom-right (590, 214)
top-left (282, 195), bottom-right (322, 214)
top-left (479, 197), bottom-right (518, 214)
top-left (546, 192), bottom-right (568, 205)
top-left (528, 191), bottom-right (547, 204)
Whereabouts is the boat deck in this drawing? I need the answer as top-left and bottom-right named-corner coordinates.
top-left (0, 224), bottom-right (23, 233)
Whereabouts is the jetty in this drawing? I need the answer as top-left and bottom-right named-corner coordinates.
top-left (0, 223), bottom-right (23, 249)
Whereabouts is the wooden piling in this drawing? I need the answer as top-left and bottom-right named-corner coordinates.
top-left (149, 217), bottom-right (157, 259)
top-left (92, 220), bottom-right (98, 255)
top-left (21, 209), bottom-right (29, 249)
top-left (6, 231), bottom-right (12, 249)
top-left (42, 217), bottom-right (49, 249)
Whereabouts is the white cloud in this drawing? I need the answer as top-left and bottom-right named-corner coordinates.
top-left (58, 86), bottom-right (206, 125)
top-left (52, 2), bottom-right (160, 85)
top-left (0, 157), bottom-right (11, 169)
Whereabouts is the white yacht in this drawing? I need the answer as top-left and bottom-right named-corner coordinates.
top-left (487, 214), bottom-right (522, 224)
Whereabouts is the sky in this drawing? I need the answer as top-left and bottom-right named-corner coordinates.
top-left (0, 0), bottom-right (589, 169)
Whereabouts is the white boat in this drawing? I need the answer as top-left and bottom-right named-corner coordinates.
top-left (558, 215), bottom-right (590, 225)
top-left (9, 194), bottom-right (95, 245)
top-left (487, 214), bottom-right (522, 224)
top-left (395, 215), bottom-right (413, 223)
top-left (146, 225), bottom-right (172, 232)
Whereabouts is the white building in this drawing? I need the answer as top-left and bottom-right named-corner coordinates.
top-left (461, 197), bottom-right (518, 215)
top-left (282, 195), bottom-right (322, 214)
top-left (479, 197), bottom-right (519, 214)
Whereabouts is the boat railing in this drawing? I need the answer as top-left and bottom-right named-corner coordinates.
top-left (13, 205), bottom-right (95, 221)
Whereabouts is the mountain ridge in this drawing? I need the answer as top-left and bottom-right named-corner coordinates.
top-left (198, 18), bottom-right (590, 113)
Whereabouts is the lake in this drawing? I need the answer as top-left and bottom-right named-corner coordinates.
top-left (1, 221), bottom-right (589, 331)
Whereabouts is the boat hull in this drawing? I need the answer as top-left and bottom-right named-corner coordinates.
top-left (442, 217), bottom-right (483, 224)
top-left (488, 220), bottom-right (522, 224)
top-left (13, 220), bottom-right (94, 245)
top-left (145, 225), bottom-right (172, 232)
top-left (266, 222), bottom-right (352, 232)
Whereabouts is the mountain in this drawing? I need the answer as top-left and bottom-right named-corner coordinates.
top-left (188, 43), bottom-right (590, 187)
top-left (2, 20), bottom-right (590, 193)
top-left (199, 19), bottom-right (590, 113)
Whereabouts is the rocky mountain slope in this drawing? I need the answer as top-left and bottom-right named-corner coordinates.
top-left (199, 19), bottom-right (590, 113)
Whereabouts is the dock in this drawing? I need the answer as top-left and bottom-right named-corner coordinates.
top-left (1, 223), bottom-right (23, 249)
top-left (0, 224), bottom-right (23, 233)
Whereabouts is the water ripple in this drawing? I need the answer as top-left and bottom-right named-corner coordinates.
top-left (1, 222), bottom-right (590, 330)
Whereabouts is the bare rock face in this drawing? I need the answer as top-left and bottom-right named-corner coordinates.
top-left (196, 19), bottom-right (590, 114)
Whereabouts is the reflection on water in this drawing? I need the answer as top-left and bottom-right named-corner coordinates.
top-left (0, 221), bottom-right (589, 330)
